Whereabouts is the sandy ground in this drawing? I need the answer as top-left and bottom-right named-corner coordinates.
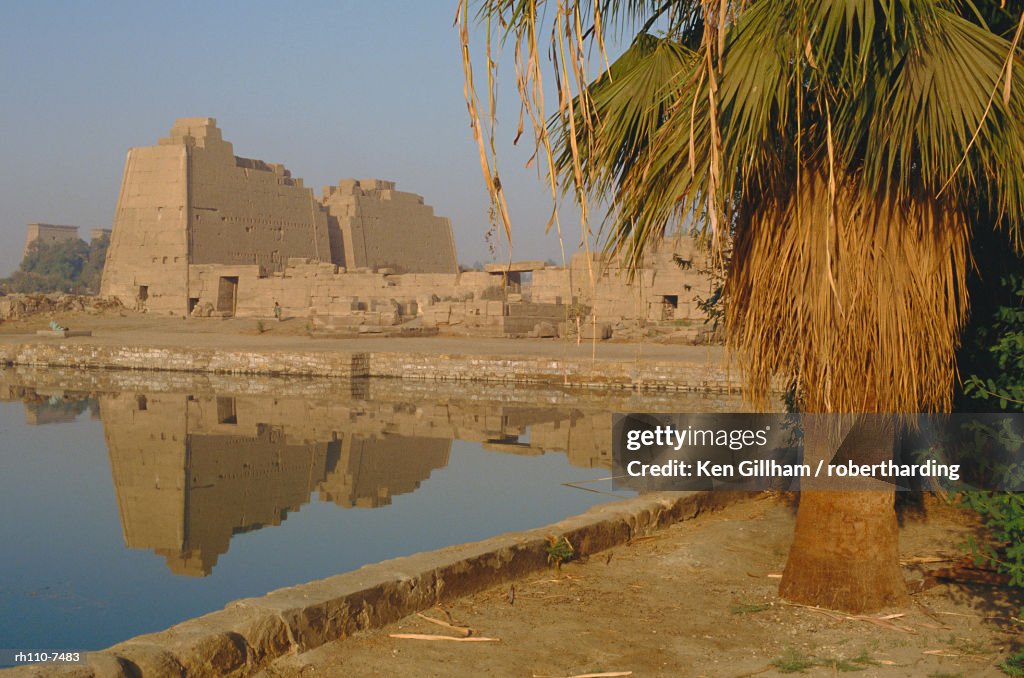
top-left (0, 311), bottom-right (726, 366)
top-left (258, 496), bottom-right (1021, 678)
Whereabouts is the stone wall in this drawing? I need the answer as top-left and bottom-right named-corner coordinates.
top-left (322, 179), bottom-right (458, 274)
top-left (0, 342), bottom-right (372, 378)
top-left (183, 119), bottom-right (331, 272)
top-left (0, 340), bottom-right (749, 393)
top-left (89, 227), bottom-right (112, 242)
top-left (101, 118), bottom-right (457, 315)
top-left (96, 118), bottom-right (717, 331)
top-left (22, 223), bottom-right (82, 259)
top-left (187, 262), bottom-right (496, 325)
top-left (531, 238), bottom-right (716, 325)
top-left (100, 140), bottom-right (190, 314)
top-left (188, 264), bottom-right (266, 318)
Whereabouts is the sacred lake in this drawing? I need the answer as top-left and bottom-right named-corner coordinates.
top-left (0, 367), bottom-right (743, 653)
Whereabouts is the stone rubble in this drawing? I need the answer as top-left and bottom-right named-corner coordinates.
top-left (0, 293), bottom-right (122, 322)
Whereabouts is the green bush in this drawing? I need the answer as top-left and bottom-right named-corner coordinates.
top-left (955, 265), bottom-right (1024, 674)
top-left (1, 234), bottom-right (108, 295)
top-left (962, 273), bottom-right (1024, 411)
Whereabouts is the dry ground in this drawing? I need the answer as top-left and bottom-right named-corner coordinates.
top-left (258, 496), bottom-right (1021, 678)
top-left (0, 310), bottom-right (724, 364)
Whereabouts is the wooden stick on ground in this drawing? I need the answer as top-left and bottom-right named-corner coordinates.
top-left (415, 612), bottom-right (471, 637)
top-left (389, 634), bottom-right (499, 642)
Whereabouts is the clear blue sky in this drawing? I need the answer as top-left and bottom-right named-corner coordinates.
top-left (0, 1), bottom-right (610, 276)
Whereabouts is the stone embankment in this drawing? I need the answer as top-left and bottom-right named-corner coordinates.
top-left (0, 340), bottom-right (744, 392)
top-left (0, 343), bottom-right (370, 379)
top-left (0, 492), bottom-right (744, 678)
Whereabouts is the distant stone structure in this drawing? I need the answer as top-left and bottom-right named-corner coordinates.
top-left (100, 118), bottom-right (457, 314)
top-left (97, 117), bottom-right (714, 339)
top-left (534, 239), bottom-right (715, 324)
top-left (88, 228), bottom-right (113, 242)
top-left (22, 223), bottom-right (110, 259)
top-left (323, 179), bottom-right (458, 274)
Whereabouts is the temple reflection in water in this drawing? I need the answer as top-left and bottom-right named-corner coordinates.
top-left (1, 370), bottom-right (742, 577)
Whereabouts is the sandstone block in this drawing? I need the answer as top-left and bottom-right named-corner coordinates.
top-left (529, 321), bottom-right (557, 338)
top-left (581, 321), bottom-right (613, 340)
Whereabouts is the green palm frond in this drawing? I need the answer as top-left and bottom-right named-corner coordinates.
top-left (867, 9), bottom-right (1024, 225)
top-left (463, 0), bottom-right (1024, 413)
top-left (553, 33), bottom-right (698, 198)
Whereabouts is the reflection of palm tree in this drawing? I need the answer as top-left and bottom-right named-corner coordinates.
top-left (461, 2), bottom-right (1024, 611)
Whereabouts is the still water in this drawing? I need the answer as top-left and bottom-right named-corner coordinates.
top-left (0, 367), bottom-right (741, 652)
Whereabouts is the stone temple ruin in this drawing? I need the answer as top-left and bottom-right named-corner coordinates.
top-left (23, 223), bottom-right (111, 259)
top-left (100, 118), bottom-right (714, 339)
top-left (100, 118), bottom-right (456, 314)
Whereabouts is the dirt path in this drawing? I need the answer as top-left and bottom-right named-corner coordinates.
top-left (259, 496), bottom-right (1020, 678)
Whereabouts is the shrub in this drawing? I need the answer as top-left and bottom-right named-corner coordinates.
top-left (1, 234), bottom-right (109, 295)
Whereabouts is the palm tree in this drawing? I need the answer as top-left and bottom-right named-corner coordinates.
top-left (460, 0), bottom-right (1024, 612)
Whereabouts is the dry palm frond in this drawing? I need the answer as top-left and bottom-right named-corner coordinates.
top-left (727, 170), bottom-right (970, 413)
top-left (457, 0), bottom-right (514, 244)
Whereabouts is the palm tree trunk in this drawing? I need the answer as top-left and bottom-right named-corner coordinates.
top-left (778, 416), bottom-right (910, 613)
